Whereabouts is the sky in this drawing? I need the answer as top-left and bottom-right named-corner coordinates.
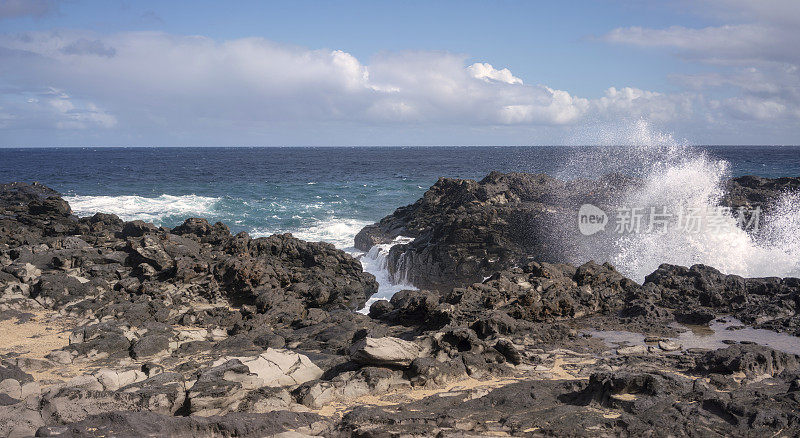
top-left (0, 0), bottom-right (798, 146)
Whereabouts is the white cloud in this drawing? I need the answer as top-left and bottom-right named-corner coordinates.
top-left (600, 0), bottom-right (800, 124)
top-left (0, 87), bottom-right (116, 130)
top-left (0, 7), bottom-right (797, 146)
top-left (724, 96), bottom-right (788, 120)
top-left (592, 87), bottom-right (695, 122)
top-left (602, 23), bottom-right (797, 66)
top-left (467, 63), bottom-right (523, 85)
top-left (0, 32), bottom-right (598, 130)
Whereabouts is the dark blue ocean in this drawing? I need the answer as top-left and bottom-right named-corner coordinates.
top-left (1, 146), bottom-right (799, 250)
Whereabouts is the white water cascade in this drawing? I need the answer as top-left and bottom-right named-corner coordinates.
top-left (354, 236), bottom-right (418, 312)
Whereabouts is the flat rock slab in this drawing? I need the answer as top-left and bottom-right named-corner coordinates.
top-left (349, 337), bottom-right (421, 367)
top-left (212, 348), bottom-right (323, 389)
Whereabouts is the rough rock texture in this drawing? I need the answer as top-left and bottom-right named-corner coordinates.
top-left (35, 411), bottom-right (328, 437)
top-left (0, 182), bottom-right (381, 436)
top-left (2, 179), bottom-right (800, 437)
top-left (646, 263), bottom-right (800, 334)
top-left (355, 172), bottom-right (635, 289)
top-left (722, 175), bottom-right (800, 212)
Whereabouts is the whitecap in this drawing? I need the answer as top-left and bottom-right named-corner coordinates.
top-left (64, 194), bottom-right (220, 224)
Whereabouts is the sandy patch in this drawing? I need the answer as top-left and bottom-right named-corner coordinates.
top-left (0, 310), bottom-right (71, 358)
top-left (0, 310), bottom-right (79, 382)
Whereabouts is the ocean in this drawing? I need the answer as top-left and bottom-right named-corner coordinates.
top-left (2, 145), bottom-right (800, 305)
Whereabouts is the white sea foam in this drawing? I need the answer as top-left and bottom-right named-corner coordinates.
top-left (64, 194), bottom-right (220, 224)
top-left (565, 120), bottom-right (800, 282)
top-left (252, 217), bottom-right (372, 250)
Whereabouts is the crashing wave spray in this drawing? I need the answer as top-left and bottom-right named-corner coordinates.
top-left (562, 120), bottom-right (800, 282)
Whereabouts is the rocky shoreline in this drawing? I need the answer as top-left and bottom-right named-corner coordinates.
top-left (0, 175), bottom-right (799, 437)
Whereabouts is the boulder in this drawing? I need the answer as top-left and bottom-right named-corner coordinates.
top-left (349, 337), bottom-right (422, 367)
top-left (494, 339), bottom-right (523, 365)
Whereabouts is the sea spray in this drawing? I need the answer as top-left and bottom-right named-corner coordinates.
top-left (560, 120), bottom-right (800, 282)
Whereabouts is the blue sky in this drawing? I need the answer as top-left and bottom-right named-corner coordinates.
top-left (0, 0), bottom-right (798, 146)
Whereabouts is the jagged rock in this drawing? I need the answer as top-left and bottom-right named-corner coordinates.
top-left (407, 357), bottom-right (468, 386)
top-left (355, 172), bottom-right (800, 292)
top-left (349, 337), bottom-right (422, 367)
top-left (646, 263), bottom-right (800, 334)
top-left (129, 235), bottom-right (174, 271)
top-left (28, 196), bottom-right (71, 217)
top-left (695, 344), bottom-right (800, 378)
top-left (0, 363), bottom-right (33, 385)
top-left (576, 371), bottom-right (692, 412)
top-left (3, 262), bottom-right (41, 283)
top-left (187, 373), bottom-right (248, 416)
top-left (617, 345), bottom-right (649, 356)
top-left (187, 349), bottom-right (323, 416)
top-left (0, 398), bottom-right (44, 438)
top-left (367, 299), bottom-right (392, 318)
top-left (129, 334), bottom-right (172, 359)
top-left (354, 172), bottom-right (635, 289)
top-left (3, 178), bottom-right (800, 436)
top-left (121, 220), bottom-right (159, 238)
top-left (31, 273), bottom-right (97, 308)
top-left (40, 383), bottom-right (186, 425)
top-left (295, 366), bottom-right (409, 409)
top-left (675, 309), bottom-right (717, 325)
top-left (722, 175), bottom-right (800, 212)
top-left (235, 387), bottom-right (296, 413)
top-left (252, 332), bottom-right (286, 349)
top-left (172, 217), bottom-right (231, 244)
top-left (0, 378), bottom-right (39, 401)
top-left (93, 368), bottom-right (148, 391)
top-left (63, 322), bottom-right (131, 359)
top-left (658, 340), bottom-right (681, 352)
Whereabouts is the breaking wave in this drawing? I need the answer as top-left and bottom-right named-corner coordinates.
top-left (64, 194), bottom-right (220, 224)
top-left (564, 120), bottom-right (800, 282)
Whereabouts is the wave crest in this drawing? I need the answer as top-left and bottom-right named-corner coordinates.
top-left (64, 194), bottom-right (220, 224)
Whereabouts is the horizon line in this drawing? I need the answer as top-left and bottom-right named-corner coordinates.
top-left (2, 144), bottom-right (800, 149)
